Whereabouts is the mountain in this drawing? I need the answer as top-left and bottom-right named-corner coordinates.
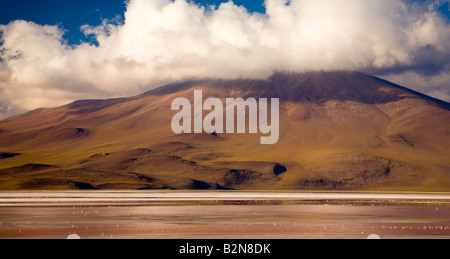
top-left (0, 71), bottom-right (449, 191)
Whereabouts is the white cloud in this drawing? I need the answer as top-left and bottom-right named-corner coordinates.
top-left (1, 0), bottom-right (450, 118)
top-left (384, 69), bottom-right (450, 102)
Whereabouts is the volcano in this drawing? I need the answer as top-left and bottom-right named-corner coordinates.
top-left (0, 71), bottom-right (449, 191)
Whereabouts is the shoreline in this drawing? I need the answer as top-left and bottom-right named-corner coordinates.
top-left (1, 191), bottom-right (449, 239)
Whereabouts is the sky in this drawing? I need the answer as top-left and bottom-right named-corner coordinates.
top-left (0, 0), bottom-right (450, 118)
top-left (0, 0), bottom-right (266, 45)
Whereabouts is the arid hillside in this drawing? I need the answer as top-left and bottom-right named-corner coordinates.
top-left (0, 71), bottom-right (449, 191)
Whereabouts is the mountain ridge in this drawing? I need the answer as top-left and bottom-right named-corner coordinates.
top-left (0, 71), bottom-right (449, 191)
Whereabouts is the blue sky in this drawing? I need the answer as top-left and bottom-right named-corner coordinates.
top-left (0, 0), bottom-right (448, 45)
top-left (0, 0), bottom-right (266, 45)
top-left (0, 0), bottom-right (127, 45)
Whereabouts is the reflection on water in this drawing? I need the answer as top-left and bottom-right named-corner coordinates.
top-left (0, 191), bottom-right (449, 239)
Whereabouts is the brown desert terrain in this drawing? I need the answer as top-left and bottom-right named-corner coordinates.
top-left (0, 71), bottom-right (449, 191)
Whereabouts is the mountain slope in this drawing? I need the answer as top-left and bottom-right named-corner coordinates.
top-left (0, 71), bottom-right (449, 191)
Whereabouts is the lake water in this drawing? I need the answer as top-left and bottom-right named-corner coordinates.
top-left (0, 191), bottom-right (449, 239)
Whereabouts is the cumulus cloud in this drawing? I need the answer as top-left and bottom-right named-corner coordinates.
top-left (1, 0), bottom-right (450, 118)
top-left (383, 69), bottom-right (450, 101)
